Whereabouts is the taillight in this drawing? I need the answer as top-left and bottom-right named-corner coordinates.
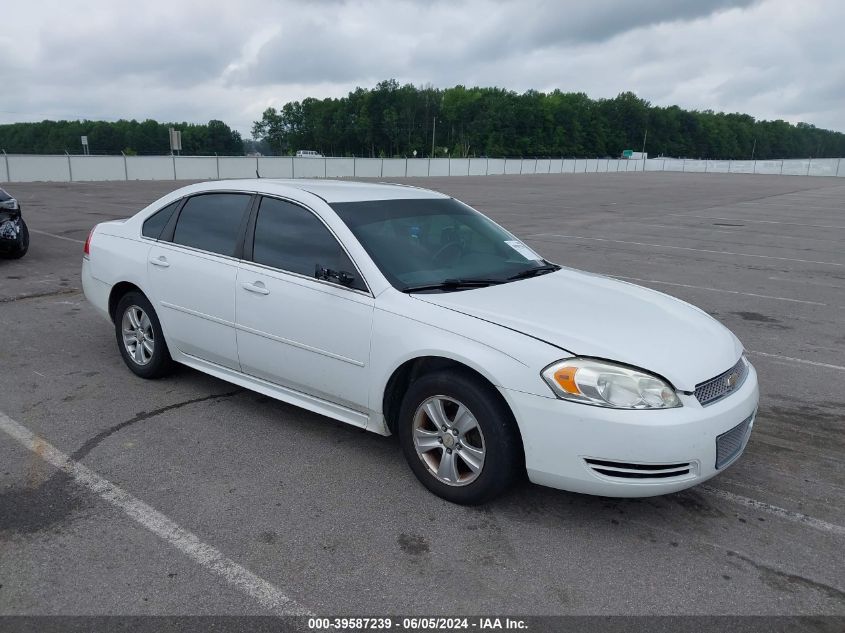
top-left (83, 228), bottom-right (94, 257)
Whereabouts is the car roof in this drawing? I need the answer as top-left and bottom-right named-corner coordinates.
top-left (191, 179), bottom-right (449, 203)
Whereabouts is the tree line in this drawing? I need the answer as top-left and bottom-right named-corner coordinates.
top-left (0, 119), bottom-right (244, 155)
top-left (3, 82), bottom-right (843, 160)
top-left (252, 80), bottom-right (845, 160)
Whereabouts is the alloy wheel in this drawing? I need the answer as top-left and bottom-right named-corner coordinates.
top-left (121, 305), bottom-right (155, 366)
top-left (412, 395), bottom-right (486, 486)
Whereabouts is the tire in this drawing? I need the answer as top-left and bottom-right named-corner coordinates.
top-left (397, 369), bottom-right (521, 504)
top-left (1, 219), bottom-right (28, 259)
top-left (114, 291), bottom-right (174, 379)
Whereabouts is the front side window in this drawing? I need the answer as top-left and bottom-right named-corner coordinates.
top-left (330, 198), bottom-right (553, 291)
top-left (172, 193), bottom-right (251, 256)
top-left (142, 200), bottom-right (179, 239)
top-left (252, 197), bottom-right (366, 292)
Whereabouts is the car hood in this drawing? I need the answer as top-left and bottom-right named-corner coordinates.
top-left (414, 269), bottom-right (743, 391)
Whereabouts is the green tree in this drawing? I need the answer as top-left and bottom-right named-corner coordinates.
top-left (0, 119), bottom-right (244, 155)
top-left (250, 81), bottom-right (845, 159)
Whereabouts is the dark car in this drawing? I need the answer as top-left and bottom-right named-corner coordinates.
top-left (0, 187), bottom-right (28, 259)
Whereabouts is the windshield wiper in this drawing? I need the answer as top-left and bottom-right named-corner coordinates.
top-left (507, 263), bottom-right (560, 281)
top-left (401, 278), bottom-right (505, 293)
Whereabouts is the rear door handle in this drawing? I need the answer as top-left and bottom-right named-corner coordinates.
top-left (149, 256), bottom-right (170, 268)
top-left (241, 281), bottom-right (270, 295)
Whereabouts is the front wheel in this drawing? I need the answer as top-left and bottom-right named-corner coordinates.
top-left (114, 291), bottom-right (174, 379)
top-left (397, 370), bottom-right (521, 504)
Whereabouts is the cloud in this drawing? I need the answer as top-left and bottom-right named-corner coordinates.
top-left (1, 0), bottom-right (843, 137)
top-left (231, 0), bottom-right (758, 86)
top-left (471, 0), bottom-right (760, 50)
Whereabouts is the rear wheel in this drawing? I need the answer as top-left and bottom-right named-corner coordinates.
top-left (398, 370), bottom-right (521, 504)
top-left (114, 291), bottom-right (174, 379)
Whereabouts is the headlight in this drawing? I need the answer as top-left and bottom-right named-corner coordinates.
top-left (0, 198), bottom-right (18, 210)
top-left (541, 358), bottom-right (681, 409)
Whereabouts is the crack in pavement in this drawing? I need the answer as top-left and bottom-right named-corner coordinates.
top-left (728, 551), bottom-right (845, 601)
top-left (0, 288), bottom-right (81, 303)
top-left (584, 495), bottom-right (845, 603)
top-left (70, 390), bottom-right (242, 461)
top-left (0, 410), bottom-right (310, 614)
top-left (1, 390), bottom-right (240, 536)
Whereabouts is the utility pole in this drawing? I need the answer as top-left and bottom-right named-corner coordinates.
top-left (751, 138), bottom-right (757, 160)
top-left (431, 117), bottom-right (436, 158)
top-left (641, 129), bottom-right (648, 172)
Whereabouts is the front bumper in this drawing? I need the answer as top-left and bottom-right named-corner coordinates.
top-left (0, 214), bottom-right (23, 251)
top-left (502, 362), bottom-right (759, 497)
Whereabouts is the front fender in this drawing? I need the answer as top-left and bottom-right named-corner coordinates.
top-left (369, 295), bottom-right (562, 422)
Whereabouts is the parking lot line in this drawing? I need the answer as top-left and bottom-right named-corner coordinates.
top-left (634, 223), bottom-right (845, 247)
top-left (700, 486), bottom-right (845, 537)
top-left (768, 276), bottom-right (845, 291)
top-left (0, 410), bottom-right (312, 616)
top-left (28, 229), bottom-right (86, 244)
top-left (666, 214), bottom-right (845, 231)
top-left (611, 275), bottom-right (827, 306)
top-left (746, 350), bottom-right (845, 372)
top-left (528, 234), bottom-right (845, 267)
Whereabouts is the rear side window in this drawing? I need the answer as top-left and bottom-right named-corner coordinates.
top-left (172, 194), bottom-right (251, 256)
top-left (142, 201), bottom-right (179, 239)
top-left (252, 197), bottom-right (366, 291)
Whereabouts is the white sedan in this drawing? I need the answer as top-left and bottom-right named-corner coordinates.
top-left (82, 179), bottom-right (758, 504)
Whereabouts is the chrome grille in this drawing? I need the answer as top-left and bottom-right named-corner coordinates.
top-left (716, 414), bottom-right (753, 469)
top-left (694, 357), bottom-right (749, 406)
top-left (585, 458), bottom-right (694, 480)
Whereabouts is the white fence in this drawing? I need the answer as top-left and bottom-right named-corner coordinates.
top-left (645, 157), bottom-right (844, 177)
top-left (1, 153), bottom-right (843, 183)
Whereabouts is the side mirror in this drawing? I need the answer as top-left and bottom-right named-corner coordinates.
top-left (315, 264), bottom-right (355, 287)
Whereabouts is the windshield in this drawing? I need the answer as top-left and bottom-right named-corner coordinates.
top-left (0, 188), bottom-right (11, 202)
top-left (330, 198), bottom-right (554, 291)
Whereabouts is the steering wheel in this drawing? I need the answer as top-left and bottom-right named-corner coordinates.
top-left (430, 240), bottom-right (462, 266)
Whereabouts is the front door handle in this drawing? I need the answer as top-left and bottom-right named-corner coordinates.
top-left (241, 281), bottom-right (270, 295)
top-left (149, 256), bottom-right (170, 268)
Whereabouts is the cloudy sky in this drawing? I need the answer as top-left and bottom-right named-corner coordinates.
top-left (2, 0), bottom-right (843, 135)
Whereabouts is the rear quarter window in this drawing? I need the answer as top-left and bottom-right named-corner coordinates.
top-left (142, 201), bottom-right (180, 239)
